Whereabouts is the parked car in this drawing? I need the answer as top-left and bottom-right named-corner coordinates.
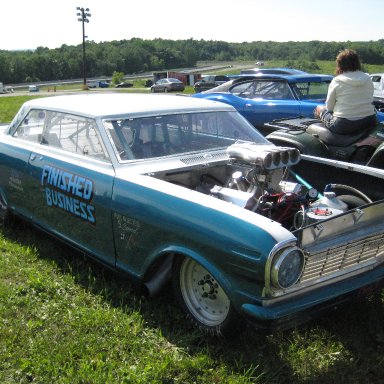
top-left (192, 74), bottom-right (333, 135)
top-left (370, 73), bottom-right (384, 98)
top-left (28, 85), bottom-right (39, 92)
top-left (150, 78), bottom-right (185, 93)
top-left (264, 116), bottom-right (384, 169)
top-left (98, 81), bottom-right (110, 88)
top-left (115, 82), bottom-right (134, 88)
top-left (1, 94), bottom-right (384, 336)
top-left (87, 81), bottom-right (98, 88)
top-left (87, 81), bottom-right (110, 89)
top-left (194, 75), bottom-right (230, 93)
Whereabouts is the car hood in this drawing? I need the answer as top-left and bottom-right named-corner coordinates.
top-left (115, 171), bottom-right (296, 248)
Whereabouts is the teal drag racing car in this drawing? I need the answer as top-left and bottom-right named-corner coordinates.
top-left (1, 93), bottom-right (384, 336)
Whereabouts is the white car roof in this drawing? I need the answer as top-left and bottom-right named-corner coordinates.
top-left (22, 93), bottom-right (235, 118)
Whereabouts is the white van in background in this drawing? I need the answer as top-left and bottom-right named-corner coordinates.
top-left (371, 73), bottom-right (384, 97)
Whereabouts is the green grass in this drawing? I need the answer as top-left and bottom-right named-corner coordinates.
top-left (0, 96), bottom-right (46, 124)
top-left (1, 220), bottom-right (384, 383)
top-left (0, 87), bottom-right (193, 124)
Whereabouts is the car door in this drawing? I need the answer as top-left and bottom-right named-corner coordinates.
top-left (233, 80), bottom-right (302, 129)
top-left (0, 109), bottom-right (43, 220)
top-left (15, 110), bottom-right (116, 266)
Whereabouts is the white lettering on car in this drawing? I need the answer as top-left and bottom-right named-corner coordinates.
top-left (41, 165), bottom-right (95, 223)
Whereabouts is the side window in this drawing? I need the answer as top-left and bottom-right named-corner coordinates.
top-left (46, 113), bottom-right (109, 161)
top-left (230, 82), bottom-right (255, 98)
top-left (13, 109), bottom-right (45, 142)
top-left (265, 82), bottom-right (294, 100)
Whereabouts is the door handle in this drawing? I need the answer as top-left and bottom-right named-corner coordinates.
top-left (30, 154), bottom-right (44, 161)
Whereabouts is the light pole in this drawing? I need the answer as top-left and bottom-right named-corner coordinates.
top-left (76, 7), bottom-right (91, 87)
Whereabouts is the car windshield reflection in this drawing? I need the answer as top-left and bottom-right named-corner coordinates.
top-left (103, 111), bottom-right (269, 161)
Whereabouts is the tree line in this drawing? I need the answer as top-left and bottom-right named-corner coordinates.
top-left (1, 38), bottom-right (384, 84)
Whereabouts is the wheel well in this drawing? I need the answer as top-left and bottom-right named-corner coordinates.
top-left (143, 253), bottom-right (176, 296)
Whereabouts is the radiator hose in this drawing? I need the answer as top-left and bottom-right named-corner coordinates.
top-left (325, 183), bottom-right (372, 204)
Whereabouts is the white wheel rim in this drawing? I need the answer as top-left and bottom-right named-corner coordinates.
top-left (179, 258), bottom-right (230, 326)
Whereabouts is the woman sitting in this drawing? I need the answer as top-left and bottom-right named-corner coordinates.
top-left (314, 49), bottom-right (377, 134)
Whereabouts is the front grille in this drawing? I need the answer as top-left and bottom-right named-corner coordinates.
top-left (300, 231), bottom-right (384, 283)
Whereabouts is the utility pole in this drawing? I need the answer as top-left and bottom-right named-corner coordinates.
top-left (76, 7), bottom-right (91, 88)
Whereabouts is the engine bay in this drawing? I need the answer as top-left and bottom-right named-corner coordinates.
top-left (151, 142), bottom-right (372, 231)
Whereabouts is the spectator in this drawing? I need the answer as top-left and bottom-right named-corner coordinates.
top-left (314, 49), bottom-right (377, 134)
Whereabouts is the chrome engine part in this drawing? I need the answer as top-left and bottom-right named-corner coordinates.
top-left (209, 143), bottom-right (353, 229)
top-left (227, 143), bottom-right (301, 170)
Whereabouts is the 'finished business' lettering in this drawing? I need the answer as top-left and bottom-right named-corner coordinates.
top-left (41, 165), bottom-right (95, 223)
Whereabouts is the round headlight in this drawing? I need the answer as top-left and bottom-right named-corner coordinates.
top-left (271, 247), bottom-right (304, 289)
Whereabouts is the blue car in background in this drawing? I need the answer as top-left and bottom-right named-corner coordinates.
top-left (193, 74), bottom-right (333, 135)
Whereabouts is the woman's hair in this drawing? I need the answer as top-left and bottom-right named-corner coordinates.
top-left (335, 49), bottom-right (361, 75)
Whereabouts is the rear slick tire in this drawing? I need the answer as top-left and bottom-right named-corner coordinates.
top-left (172, 255), bottom-right (242, 337)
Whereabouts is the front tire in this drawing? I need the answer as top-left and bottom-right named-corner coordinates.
top-left (172, 255), bottom-right (241, 336)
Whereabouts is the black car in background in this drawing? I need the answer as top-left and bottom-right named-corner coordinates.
top-left (115, 82), bottom-right (134, 88)
top-left (194, 75), bottom-right (230, 93)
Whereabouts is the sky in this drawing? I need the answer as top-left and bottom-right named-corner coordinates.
top-left (1, 0), bottom-right (383, 51)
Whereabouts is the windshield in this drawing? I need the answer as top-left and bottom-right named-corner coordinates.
top-left (103, 111), bottom-right (269, 161)
top-left (292, 81), bottom-right (330, 101)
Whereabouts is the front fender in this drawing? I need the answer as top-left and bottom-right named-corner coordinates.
top-left (141, 244), bottom-right (240, 300)
top-left (266, 130), bottom-right (330, 157)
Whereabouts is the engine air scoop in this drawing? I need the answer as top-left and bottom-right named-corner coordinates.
top-left (227, 143), bottom-right (301, 170)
